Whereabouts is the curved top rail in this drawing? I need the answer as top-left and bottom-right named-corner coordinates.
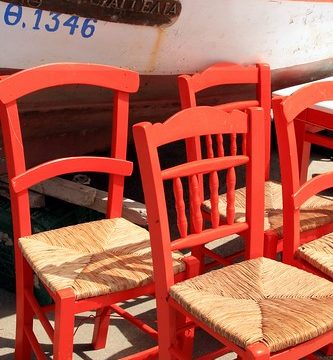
top-left (216, 100), bottom-right (259, 112)
top-left (178, 63), bottom-right (269, 94)
top-left (0, 63), bottom-right (140, 104)
top-left (282, 81), bottom-right (333, 122)
top-left (134, 106), bottom-right (249, 148)
top-left (11, 156), bottom-right (133, 193)
top-left (293, 172), bottom-right (333, 209)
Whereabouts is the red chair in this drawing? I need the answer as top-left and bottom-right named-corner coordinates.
top-left (134, 105), bottom-right (333, 359)
top-left (0, 63), bottom-right (186, 359)
top-left (272, 82), bottom-right (333, 273)
top-left (178, 62), bottom-right (332, 266)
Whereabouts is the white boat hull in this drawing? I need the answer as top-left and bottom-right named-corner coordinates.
top-left (0, 0), bottom-right (333, 74)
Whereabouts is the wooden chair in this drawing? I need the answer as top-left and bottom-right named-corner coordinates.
top-left (134, 105), bottom-right (333, 359)
top-left (178, 62), bottom-right (332, 266)
top-left (0, 63), bottom-right (186, 359)
top-left (272, 82), bottom-right (333, 275)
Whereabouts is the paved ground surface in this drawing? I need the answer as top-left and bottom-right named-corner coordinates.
top-left (0, 144), bottom-right (332, 359)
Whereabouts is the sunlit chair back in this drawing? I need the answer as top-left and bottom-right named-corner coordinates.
top-left (134, 105), bottom-right (265, 287)
top-left (178, 62), bottom-right (271, 179)
top-left (0, 63), bottom-right (152, 359)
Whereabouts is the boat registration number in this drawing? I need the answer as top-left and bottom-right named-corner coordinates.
top-left (2, 3), bottom-right (97, 38)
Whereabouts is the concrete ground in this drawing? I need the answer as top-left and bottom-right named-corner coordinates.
top-left (0, 289), bottom-right (238, 360)
top-left (0, 147), bottom-right (332, 359)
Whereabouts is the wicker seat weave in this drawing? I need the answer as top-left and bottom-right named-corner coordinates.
top-left (202, 181), bottom-right (333, 238)
top-left (19, 217), bottom-right (185, 300)
top-left (297, 233), bottom-right (333, 279)
top-left (169, 257), bottom-right (333, 353)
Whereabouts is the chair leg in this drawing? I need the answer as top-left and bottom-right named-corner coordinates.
top-left (263, 233), bottom-right (279, 260)
top-left (15, 257), bottom-right (34, 360)
top-left (176, 312), bottom-right (195, 359)
top-left (15, 295), bottom-right (34, 360)
top-left (245, 343), bottom-right (270, 359)
top-left (157, 299), bottom-right (178, 360)
top-left (191, 245), bottom-right (206, 274)
top-left (54, 289), bottom-right (76, 360)
top-left (92, 306), bottom-right (112, 350)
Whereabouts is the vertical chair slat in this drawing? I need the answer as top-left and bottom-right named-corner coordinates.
top-left (206, 135), bottom-right (214, 158)
top-left (227, 133), bottom-right (237, 224)
top-left (173, 177), bottom-right (188, 238)
top-left (209, 170), bottom-right (220, 228)
top-left (226, 167), bottom-right (236, 225)
top-left (190, 174), bottom-right (203, 234)
top-left (216, 134), bottom-right (224, 157)
top-left (230, 133), bottom-right (237, 156)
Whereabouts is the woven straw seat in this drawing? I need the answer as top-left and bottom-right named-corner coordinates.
top-left (169, 257), bottom-right (333, 353)
top-left (202, 180), bottom-right (333, 238)
top-left (19, 217), bottom-right (185, 300)
top-left (297, 233), bottom-right (333, 279)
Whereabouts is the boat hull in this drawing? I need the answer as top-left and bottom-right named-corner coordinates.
top-left (0, 0), bottom-right (333, 74)
top-left (0, 0), bottom-right (332, 173)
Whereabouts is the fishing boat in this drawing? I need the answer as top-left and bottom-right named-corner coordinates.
top-left (1, 0), bottom-right (333, 74)
top-left (0, 0), bottom-right (332, 169)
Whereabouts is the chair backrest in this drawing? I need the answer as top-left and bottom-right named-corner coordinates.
top-left (133, 106), bottom-right (265, 291)
top-left (0, 63), bottom-right (139, 240)
top-left (178, 62), bottom-right (271, 180)
top-left (272, 81), bottom-right (333, 264)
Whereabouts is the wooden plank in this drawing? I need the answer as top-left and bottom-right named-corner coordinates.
top-left (35, 178), bottom-right (147, 226)
top-left (0, 175), bottom-right (147, 226)
top-left (31, 177), bottom-right (97, 207)
top-left (89, 189), bottom-right (147, 227)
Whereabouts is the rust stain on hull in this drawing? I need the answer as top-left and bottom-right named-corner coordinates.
top-left (148, 28), bottom-right (166, 73)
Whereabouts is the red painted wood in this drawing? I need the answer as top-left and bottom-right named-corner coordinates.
top-left (25, 290), bottom-right (54, 341)
top-left (0, 63), bottom-right (153, 359)
top-left (179, 62), bottom-right (271, 180)
top-left (205, 135), bottom-right (214, 158)
top-left (162, 156), bottom-right (248, 180)
top-left (54, 289), bottom-right (75, 360)
top-left (91, 307), bottom-right (112, 350)
top-left (11, 157), bottom-right (133, 194)
top-left (189, 175), bottom-right (203, 234)
top-left (178, 62), bottom-right (272, 267)
top-left (170, 223), bottom-right (249, 252)
top-left (174, 177), bottom-right (188, 238)
top-left (230, 133), bottom-right (237, 156)
top-left (226, 167), bottom-right (236, 225)
top-left (209, 171), bottom-right (220, 228)
top-left (134, 105), bottom-right (269, 359)
top-left (216, 133), bottom-right (224, 157)
top-left (0, 63), bottom-right (139, 104)
top-left (272, 81), bottom-right (333, 267)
